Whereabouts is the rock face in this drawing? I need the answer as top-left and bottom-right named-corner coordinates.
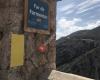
top-left (56, 26), bottom-right (100, 80)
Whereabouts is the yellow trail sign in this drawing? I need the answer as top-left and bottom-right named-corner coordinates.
top-left (10, 34), bottom-right (24, 68)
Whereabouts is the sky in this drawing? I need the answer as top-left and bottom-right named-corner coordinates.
top-left (56, 0), bottom-right (100, 39)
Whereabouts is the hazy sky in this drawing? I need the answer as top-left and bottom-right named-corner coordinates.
top-left (56, 0), bottom-right (100, 39)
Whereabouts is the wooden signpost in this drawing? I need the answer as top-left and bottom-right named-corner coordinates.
top-left (24, 0), bottom-right (50, 34)
top-left (0, 0), bottom-right (56, 80)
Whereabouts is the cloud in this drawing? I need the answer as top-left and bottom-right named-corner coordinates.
top-left (76, 0), bottom-right (100, 14)
top-left (59, 4), bottom-right (75, 12)
top-left (78, 0), bottom-right (100, 9)
top-left (57, 18), bottom-right (82, 29)
top-left (56, 18), bottom-right (100, 39)
top-left (56, 32), bottom-right (65, 40)
top-left (77, 4), bottom-right (100, 14)
top-left (56, 0), bottom-right (100, 39)
top-left (86, 20), bottom-right (100, 29)
top-left (65, 10), bottom-right (74, 15)
top-left (56, 18), bottom-right (82, 39)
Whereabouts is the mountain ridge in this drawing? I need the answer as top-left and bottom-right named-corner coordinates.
top-left (56, 26), bottom-right (100, 79)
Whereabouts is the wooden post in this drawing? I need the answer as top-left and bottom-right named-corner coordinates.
top-left (0, 0), bottom-right (56, 80)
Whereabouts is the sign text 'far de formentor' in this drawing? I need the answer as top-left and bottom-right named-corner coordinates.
top-left (24, 0), bottom-right (50, 34)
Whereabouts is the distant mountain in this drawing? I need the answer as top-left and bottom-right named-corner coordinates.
top-left (58, 47), bottom-right (100, 79)
top-left (56, 26), bottom-right (100, 79)
top-left (67, 30), bottom-right (89, 38)
top-left (67, 26), bottom-right (100, 40)
top-left (56, 37), bottom-right (98, 66)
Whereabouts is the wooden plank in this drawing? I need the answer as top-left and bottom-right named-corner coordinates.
top-left (48, 70), bottom-right (94, 80)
